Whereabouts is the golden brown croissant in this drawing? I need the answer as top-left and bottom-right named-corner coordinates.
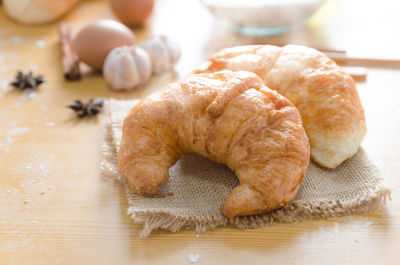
top-left (194, 45), bottom-right (366, 168)
top-left (118, 70), bottom-right (310, 218)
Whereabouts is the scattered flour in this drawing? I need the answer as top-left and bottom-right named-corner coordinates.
top-left (29, 62), bottom-right (38, 72)
top-left (7, 127), bottom-right (30, 136)
top-left (27, 92), bottom-right (36, 100)
top-left (0, 137), bottom-right (14, 145)
top-left (0, 66), bottom-right (8, 73)
top-left (43, 122), bottom-right (54, 127)
top-left (19, 91), bottom-right (37, 101)
top-left (11, 36), bottom-right (23, 44)
top-left (0, 65), bottom-right (8, 73)
top-left (362, 221), bottom-right (375, 228)
top-left (0, 81), bottom-right (6, 90)
top-left (188, 254), bottom-right (200, 263)
top-left (35, 40), bottom-right (46, 48)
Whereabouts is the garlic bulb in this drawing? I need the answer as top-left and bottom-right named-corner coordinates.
top-left (140, 35), bottom-right (181, 74)
top-left (103, 46), bottom-right (152, 91)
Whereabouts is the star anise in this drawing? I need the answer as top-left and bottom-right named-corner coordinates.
top-left (11, 71), bottom-right (44, 91)
top-left (68, 98), bottom-right (104, 118)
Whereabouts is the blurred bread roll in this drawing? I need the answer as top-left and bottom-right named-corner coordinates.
top-left (3, 0), bottom-right (79, 25)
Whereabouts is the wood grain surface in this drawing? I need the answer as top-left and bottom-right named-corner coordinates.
top-left (0, 0), bottom-right (399, 264)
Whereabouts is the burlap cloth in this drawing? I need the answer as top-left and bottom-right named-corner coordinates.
top-left (101, 99), bottom-right (391, 238)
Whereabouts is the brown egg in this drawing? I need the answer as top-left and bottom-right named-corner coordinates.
top-left (73, 19), bottom-right (136, 70)
top-left (111, 0), bottom-right (154, 25)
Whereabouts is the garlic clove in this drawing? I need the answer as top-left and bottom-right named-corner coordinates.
top-left (116, 55), bottom-right (140, 89)
top-left (134, 49), bottom-right (153, 85)
top-left (140, 35), bottom-right (181, 74)
top-left (103, 46), bottom-right (152, 91)
top-left (163, 36), bottom-right (182, 67)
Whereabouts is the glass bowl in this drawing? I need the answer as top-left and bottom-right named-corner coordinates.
top-left (200, 0), bottom-right (327, 36)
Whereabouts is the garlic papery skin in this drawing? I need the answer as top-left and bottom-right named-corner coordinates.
top-left (103, 46), bottom-right (152, 91)
top-left (140, 35), bottom-right (181, 74)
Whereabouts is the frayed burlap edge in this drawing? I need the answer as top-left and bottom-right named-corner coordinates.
top-left (101, 101), bottom-right (391, 238)
top-left (126, 184), bottom-right (390, 238)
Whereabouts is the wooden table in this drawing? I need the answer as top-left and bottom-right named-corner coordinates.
top-left (1, 0), bottom-right (399, 264)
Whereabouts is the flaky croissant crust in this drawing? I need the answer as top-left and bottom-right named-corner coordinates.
top-left (194, 45), bottom-right (366, 168)
top-left (118, 70), bottom-right (310, 218)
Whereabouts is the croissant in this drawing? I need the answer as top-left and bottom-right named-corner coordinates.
top-left (118, 70), bottom-right (310, 218)
top-left (194, 45), bottom-right (366, 168)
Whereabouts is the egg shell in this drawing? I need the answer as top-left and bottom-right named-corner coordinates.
top-left (73, 19), bottom-right (136, 70)
top-left (111, 0), bottom-right (154, 25)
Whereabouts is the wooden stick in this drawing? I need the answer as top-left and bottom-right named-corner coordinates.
top-left (342, 66), bottom-right (368, 81)
top-left (266, 42), bottom-right (347, 54)
top-left (314, 47), bottom-right (346, 54)
top-left (265, 43), bottom-right (399, 67)
top-left (58, 23), bottom-right (81, 81)
top-left (328, 53), bottom-right (400, 66)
